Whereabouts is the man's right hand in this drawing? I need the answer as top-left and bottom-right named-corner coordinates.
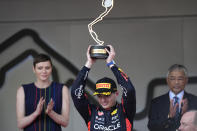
top-left (85, 45), bottom-right (96, 68)
top-left (169, 99), bottom-right (179, 118)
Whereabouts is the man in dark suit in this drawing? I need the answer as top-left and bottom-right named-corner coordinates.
top-left (148, 64), bottom-right (197, 131)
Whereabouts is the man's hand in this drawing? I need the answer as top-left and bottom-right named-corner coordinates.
top-left (181, 98), bottom-right (188, 115)
top-left (169, 99), bottom-right (179, 118)
top-left (105, 45), bottom-right (115, 64)
top-left (85, 45), bottom-right (96, 68)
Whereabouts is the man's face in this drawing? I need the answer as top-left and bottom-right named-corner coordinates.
top-left (97, 92), bottom-right (118, 109)
top-left (179, 112), bottom-right (197, 131)
top-left (167, 70), bottom-right (188, 95)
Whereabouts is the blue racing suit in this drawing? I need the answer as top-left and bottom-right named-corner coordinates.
top-left (71, 65), bottom-right (136, 131)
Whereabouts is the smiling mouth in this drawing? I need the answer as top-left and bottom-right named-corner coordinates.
top-left (102, 103), bottom-right (108, 106)
top-left (41, 75), bottom-right (48, 77)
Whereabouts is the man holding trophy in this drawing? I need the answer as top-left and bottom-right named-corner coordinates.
top-left (88, 0), bottom-right (114, 59)
top-left (71, 0), bottom-right (136, 130)
top-left (71, 45), bottom-right (136, 131)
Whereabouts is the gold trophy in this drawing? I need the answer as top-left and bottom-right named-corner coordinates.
top-left (88, 0), bottom-right (114, 59)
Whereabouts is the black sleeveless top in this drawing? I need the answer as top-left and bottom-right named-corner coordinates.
top-left (23, 82), bottom-right (63, 131)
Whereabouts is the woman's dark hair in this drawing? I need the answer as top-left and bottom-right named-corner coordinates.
top-left (33, 54), bottom-right (52, 67)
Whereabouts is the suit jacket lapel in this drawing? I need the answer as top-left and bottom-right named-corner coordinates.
top-left (182, 91), bottom-right (191, 110)
top-left (163, 92), bottom-right (170, 115)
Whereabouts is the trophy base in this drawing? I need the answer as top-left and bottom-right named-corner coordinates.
top-left (90, 45), bottom-right (110, 59)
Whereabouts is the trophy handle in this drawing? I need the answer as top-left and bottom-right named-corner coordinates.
top-left (88, 0), bottom-right (114, 46)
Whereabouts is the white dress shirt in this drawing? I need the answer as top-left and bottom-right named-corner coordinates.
top-left (169, 90), bottom-right (184, 112)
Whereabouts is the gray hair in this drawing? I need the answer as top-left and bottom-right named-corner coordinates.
top-left (167, 64), bottom-right (188, 77)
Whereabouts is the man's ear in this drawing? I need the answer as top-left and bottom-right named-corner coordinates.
top-left (185, 77), bottom-right (189, 84)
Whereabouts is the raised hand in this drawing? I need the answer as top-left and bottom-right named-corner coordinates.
top-left (169, 99), bottom-right (179, 118)
top-left (85, 45), bottom-right (96, 68)
top-left (105, 45), bottom-right (115, 63)
top-left (35, 97), bottom-right (45, 116)
top-left (46, 98), bottom-right (54, 115)
top-left (181, 98), bottom-right (188, 115)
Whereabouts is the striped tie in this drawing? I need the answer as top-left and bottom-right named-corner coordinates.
top-left (173, 96), bottom-right (180, 125)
